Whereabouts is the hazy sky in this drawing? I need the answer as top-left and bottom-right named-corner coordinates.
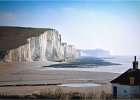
top-left (0, 1), bottom-right (140, 55)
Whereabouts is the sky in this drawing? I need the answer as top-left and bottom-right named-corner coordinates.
top-left (0, 1), bottom-right (140, 56)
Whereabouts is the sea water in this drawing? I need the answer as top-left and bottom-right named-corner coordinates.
top-left (43, 56), bottom-right (140, 73)
top-left (59, 83), bottom-right (101, 87)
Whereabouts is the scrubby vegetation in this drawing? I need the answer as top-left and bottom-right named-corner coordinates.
top-left (2, 88), bottom-right (140, 99)
top-left (0, 88), bottom-right (113, 99)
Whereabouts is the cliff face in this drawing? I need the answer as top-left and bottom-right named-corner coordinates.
top-left (46, 29), bottom-right (62, 61)
top-left (76, 50), bottom-right (81, 58)
top-left (0, 26), bottom-right (79, 62)
top-left (61, 43), bottom-right (76, 59)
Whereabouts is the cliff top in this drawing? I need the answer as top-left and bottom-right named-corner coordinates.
top-left (0, 26), bottom-right (55, 36)
top-left (0, 26), bottom-right (56, 52)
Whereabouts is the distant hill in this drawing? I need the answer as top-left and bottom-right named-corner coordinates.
top-left (80, 49), bottom-right (110, 57)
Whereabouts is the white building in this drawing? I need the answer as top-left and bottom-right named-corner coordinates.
top-left (110, 56), bottom-right (140, 98)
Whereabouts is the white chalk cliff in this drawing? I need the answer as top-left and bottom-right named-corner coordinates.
top-left (0, 26), bottom-right (80, 62)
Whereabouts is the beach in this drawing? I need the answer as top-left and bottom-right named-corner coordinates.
top-left (0, 60), bottom-right (120, 96)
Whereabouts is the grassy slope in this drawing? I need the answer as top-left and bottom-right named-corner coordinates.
top-left (0, 26), bottom-right (54, 52)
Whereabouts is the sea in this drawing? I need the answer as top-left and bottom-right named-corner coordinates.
top-left (45, 56), bottom-right (140, 74)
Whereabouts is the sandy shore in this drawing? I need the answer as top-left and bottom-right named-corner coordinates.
top-left (0, 61), bottom-right (120, 96)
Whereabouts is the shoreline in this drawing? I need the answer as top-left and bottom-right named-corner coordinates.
top-left (40, 67), bottom-right (122, 74)
top-left (0, 60), bottom-right (121, 96)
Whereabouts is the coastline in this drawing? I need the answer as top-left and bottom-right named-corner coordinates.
top-left (0, 61), bottom-right (120, 96)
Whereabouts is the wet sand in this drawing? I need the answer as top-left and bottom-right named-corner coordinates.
top-left (0, 61), bottom-right (120, 96)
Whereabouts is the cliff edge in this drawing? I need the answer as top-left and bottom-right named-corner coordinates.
top-left (0, 26), bottom-right (80, 62)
